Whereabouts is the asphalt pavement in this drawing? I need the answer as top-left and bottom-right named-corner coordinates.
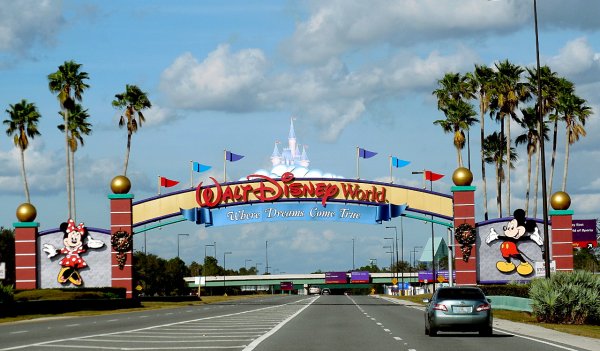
top-left (377, 295), bottom-right (600, 351)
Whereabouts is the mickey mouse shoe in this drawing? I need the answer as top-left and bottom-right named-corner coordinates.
top-left (496, 261), bottom-right (516, 273)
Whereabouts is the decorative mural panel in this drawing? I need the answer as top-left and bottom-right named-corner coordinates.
top-left (477, 210), bottom-right (547, 284)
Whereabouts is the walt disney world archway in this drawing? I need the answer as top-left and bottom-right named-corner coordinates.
top-left (13, 167), bottom-right (575, 298)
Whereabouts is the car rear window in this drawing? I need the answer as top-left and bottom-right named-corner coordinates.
top-left (437, 288), bottom-right (485, 300)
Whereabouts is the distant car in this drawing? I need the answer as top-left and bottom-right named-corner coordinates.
top-left (321, 288), bottom-right (331, 295)
top-left (423, 286), bottom-right (493, 336)
top-left (308, 286), bottom-right (321, 295)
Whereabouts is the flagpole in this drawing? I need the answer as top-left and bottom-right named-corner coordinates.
top-left (190, 160), bottom-right (193, 188)
top-left (389, 155), bottom-right (393, 183)
top-left (223, 150), bottom-right (227, 183)
top-left (158, 175), bottom-right (161, 195)
top-left (356, 146), bottom-right (360, 179)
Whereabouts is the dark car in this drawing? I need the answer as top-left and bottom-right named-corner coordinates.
top-left (423, 286), bottom-right (493, 336)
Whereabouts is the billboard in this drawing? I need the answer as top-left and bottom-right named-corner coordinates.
top-left (325, 271), bottom-right (347, 284)
top-left (572, 219), bottom-right (598, 248)
top-left (280, 281), bottom-right (294, 291)
top-left (350, 271), bottom-right (370, 283)
top-left (418, 270), bottom-right (454, 283)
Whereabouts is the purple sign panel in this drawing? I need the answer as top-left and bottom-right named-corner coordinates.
top-left (325, 271), bottom-right (347, 284)
top-left (418, 270), bottom-right (455, 283)
top-left (350, 271), bottom-right (370, 283)
top-left (572, 219), bottom-right (597, 248)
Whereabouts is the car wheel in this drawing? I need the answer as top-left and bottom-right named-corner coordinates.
top-left (429, 327), bottom-right (437, 337)
top-left (479, 327), bottom-right (493, 336)
top-left (425, 325), bottom-right (429, 335)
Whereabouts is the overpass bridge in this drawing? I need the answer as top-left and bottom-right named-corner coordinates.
top-left (185, 272), bottom-right (423, 294)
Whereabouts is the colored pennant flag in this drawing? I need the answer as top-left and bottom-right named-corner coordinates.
top-left (193, 162), bottom-right (211, 173)
top-left (226, 150), bottom-right (244, 162)
top-left (358, 147), bottom-right (377, 159)
top-left (160, 176), bottom-right (179, 187)
top-left (391, 157), bottom-right (410, 168)
top-left (425, 170), bottom-right (444, 181)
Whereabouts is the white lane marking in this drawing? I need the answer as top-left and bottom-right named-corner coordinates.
top-left (106, 319), bottom-right (119, 322)
top-left (242, 297), bottom-right (318, 351)
top-left (384, 329), bottom-right (391, 332)
top-left (65, 324), bottom-right (80, 327)
top-left (9, 331), bottom-right (28, 335)
top-left (494, 328), bottom-right (583, 351)
top-left (0, 297), bottom-right (317, 351)
top-left (394, 337), bottom-right (403, 341)
top-left (376, 322), bottom-right (382, 326)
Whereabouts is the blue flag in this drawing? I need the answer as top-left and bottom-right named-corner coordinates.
top-left (193, 162), bottom-right (211, 172)
top-left (226, 151), bottom-right (244, 162)
top-left (358, 147), bottom-right (377, 159)
top-left (391, 157), bottom-right (410, 168)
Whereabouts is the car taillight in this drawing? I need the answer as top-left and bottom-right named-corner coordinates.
top-left (433, 303), bottom-right (448, 311)
top-left (476, 303), bottom-right (491, 312)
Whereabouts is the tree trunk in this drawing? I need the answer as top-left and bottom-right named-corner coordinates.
top-left (562, 130), bottom-right (571, 192)
top-left (20, 148), bottom-right (30, 203)
top-left (549, 119), bottom-right (558, 200)
top-left (533, 142), bottom-right (540, 218)
top-left (505, 114), bottom-right (511, 215)
top-left (525, 150), bottom-right (532, 216)
top-left (124, 131), bottom-right (132, 176)
top-left (480, 100), bottom-right (489, 221)
top-left (456, 146), bottom-right (463, 168)
top-left (64, 107), bottom-right (72, 219)
top-left (71, 149), bottom-right (76, 221)
top-left (496, 163), bottom-right (502, 218)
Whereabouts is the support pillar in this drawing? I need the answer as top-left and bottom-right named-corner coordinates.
top-left (452, 185), bottom-right (477, 285)
top-left (549, 209), bottom-right (573, 272)
top-left (109, 193), bottom-right (134, 298)
top-left (14, 222), bottom-right (39, 289)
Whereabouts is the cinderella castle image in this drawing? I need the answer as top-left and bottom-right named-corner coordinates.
top-left (270, 118), bottom-right (310, 168)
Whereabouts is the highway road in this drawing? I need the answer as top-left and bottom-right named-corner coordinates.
top-left (0, 294), bottom-right (596, 350)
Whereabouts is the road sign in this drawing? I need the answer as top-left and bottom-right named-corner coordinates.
top-left (437, 275), bottom-right (445, 283)
top-left (392, 278), bottom-right (398, 285)
top-left (535, 261), bottom-right (556, 277)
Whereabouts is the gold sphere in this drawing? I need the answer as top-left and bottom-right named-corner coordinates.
top-left (452, 167), bottom-right (473, 186)
top-left (111, 175), bottom-right (131, 194)
top-left (551, 191), bottom-right (571, 210)
top-left (16, 203), bottom-right (37, 222)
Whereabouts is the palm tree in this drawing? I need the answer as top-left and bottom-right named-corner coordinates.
top-left (433, 99), bottom-right (478, 167)
top-left (557, 92), bottom-right (592, 192)
top-left (469, 64), bottom-right (495, 221)
top-left (112, 84), bottom-right (152, 176)
top-left (48, 61), bottom-right (90, 219)
top-left (483, 131), bottom-right (517, 218)
top-left (3, 100), bottom-right (41, 203)
top-left (547, 78), bottom-right (574, 196)
top-left (58, 104), bottom-right (92, 220)
top-left (515, 107), bottom-right (549, 216)
top-left (490, 60), bottom-right (528, 215)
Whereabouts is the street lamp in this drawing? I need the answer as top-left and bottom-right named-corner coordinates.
top-left (411, 246), bottom-right (423, 271)
top-left (177, 234), bottom-right (189, 258)
top-left (412, 170), bottom-right (437, 293)
top-left (387, 225), bottom-right (403, 295)
top-left (384, 237), bottom-right (395, 282)
top-left (255, 262), bottom-right (262, 274)
top-left (202, 243), bottom-right (215, 297)
top-left (265, 240), bottom-right (269, 274)
top-left (245, 259), bottom-right (252, 270)
top-left (223, 251), bottom-right (232, 294)
top-left (384, 246), bottom-right (394, 295)
top-left (369, 258), bottom-right (377, 267)
top-left (352, 238), bottom-right (355, 270)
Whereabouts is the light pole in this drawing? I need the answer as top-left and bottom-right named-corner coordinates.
top-left (411, 246), bottom-right (423, 271)
top-left (387, 225), bottom-right (403, 295)
top-left (384, 245), bottom-right (393, 295)
top-left (265, 240), bottom-right (269, 274)
top-left (369, 258), bottom-right (377, 267)
top-left (245, 259), bottom-right (252, 270)
top-left (352, 238), bottom-right (355, 270)
top-left (255, 262), bottom-right (262, 274)
top-left (412, 170), bottom-right (437, 293)
top-left (202, 243), bottom-right (215, 297)
top-left (177, 234), bottom-right (189, 258)
top-left (223, 251), bottom-right (232, 295)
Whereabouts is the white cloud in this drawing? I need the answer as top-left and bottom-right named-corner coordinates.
top-left (160, 45), bottom-right (267, 111)
top-left (0, 0), bottom-right (64, 65)
top-left (547, 37), bottom-right (598, 79)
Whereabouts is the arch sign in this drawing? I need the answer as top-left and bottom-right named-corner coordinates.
top-left (132, 172), bottom-right (454, 229)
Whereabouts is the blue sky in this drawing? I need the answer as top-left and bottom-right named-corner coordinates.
top-left (1, 0), bottom-right (599, 274)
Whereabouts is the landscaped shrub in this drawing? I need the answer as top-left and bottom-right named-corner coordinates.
top-left (529, 271), bottom-right (600, 324)
top-left (479, 283), bottom-right (530, 298)
top-left (0, 282), bottom-right (14, 303)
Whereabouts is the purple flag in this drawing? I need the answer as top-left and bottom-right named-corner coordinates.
top-left (226, 150), bottom-right (244, 162)
top-left (358, 148), bottom-right (377, 159)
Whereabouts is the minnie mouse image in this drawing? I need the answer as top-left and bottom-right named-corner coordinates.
top-left (486, 209), bottom-right (543, 276)
top-left (42, 219), bottom-right (105, 286)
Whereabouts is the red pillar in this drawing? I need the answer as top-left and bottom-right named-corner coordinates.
top-left (109, 194), bottom-right (134, 298)
top-left (549, 210), bottom-right (573, 272)
top-left (14, 222), bottom-right (39, 289)
top-left (452, 186), bottom-right (477, 285)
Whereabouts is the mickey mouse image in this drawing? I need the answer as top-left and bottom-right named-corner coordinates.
top-left (42, 219), bottom-right (105, 286)
top-left (486, 209), bottom-right (543, 276)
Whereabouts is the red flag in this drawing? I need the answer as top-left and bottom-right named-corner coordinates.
top-left (425, 170), bottom-right (444, 181)
top-left (160, 177), bottom-right (179, 187)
